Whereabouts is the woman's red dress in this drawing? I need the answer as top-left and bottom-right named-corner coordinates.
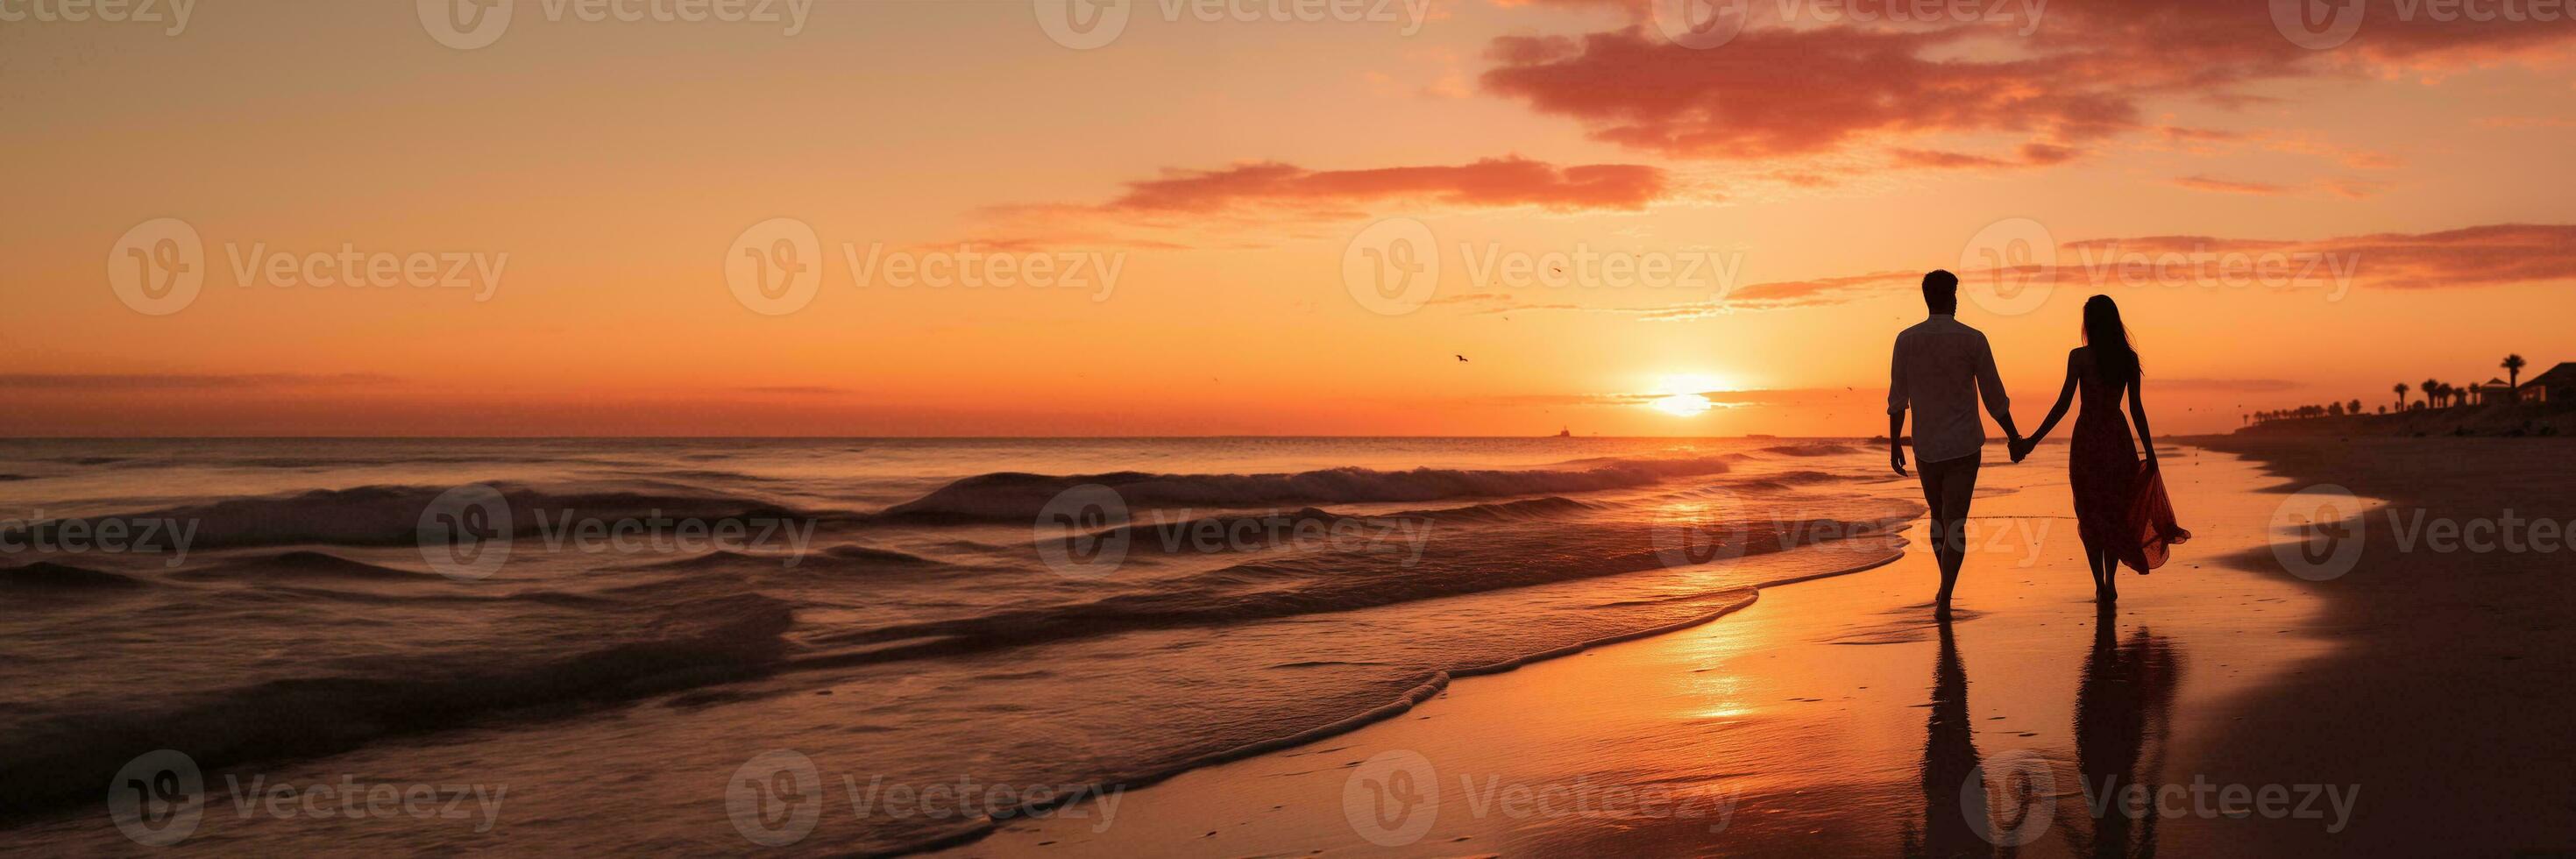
top-left (2070, 361), bottom-right (2193, 573)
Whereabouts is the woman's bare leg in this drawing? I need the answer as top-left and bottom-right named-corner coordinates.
top-left (2097, 548), bottom-right (2121, 601)
top-left (2078, 530), bottom-right (2111, 601)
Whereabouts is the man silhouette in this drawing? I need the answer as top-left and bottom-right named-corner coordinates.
top-left (1888, 270), bottom-right (2021, 615)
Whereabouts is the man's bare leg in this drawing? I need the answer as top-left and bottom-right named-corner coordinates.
top-left (1918, 456), bottom-right (1982, 615)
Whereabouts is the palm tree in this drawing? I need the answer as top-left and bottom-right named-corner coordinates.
top-left (2349, 399), bottom-right (2363, 415)
top-left (2395, 382), bottom-right (2409, 411)
top-left (2424, 379), bottom-right (2442, 408)
top-left (2505, 353), bottom-right (2528, 396)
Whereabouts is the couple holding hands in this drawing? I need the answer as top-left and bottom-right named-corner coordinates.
top-left (1886, 270), bottom-right (2190, 611)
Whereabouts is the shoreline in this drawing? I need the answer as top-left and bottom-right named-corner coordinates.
top-left (942, 444), bottom-right (2379, 856)
top-left (891, 556), bottom-right (1908, 856)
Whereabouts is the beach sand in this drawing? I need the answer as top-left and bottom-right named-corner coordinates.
top-left (2182, 435), bottom-right (2576, 856)
top-left (938, 443), bottom-right (2504, 857)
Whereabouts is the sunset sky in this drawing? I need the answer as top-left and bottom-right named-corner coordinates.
top-left (6, 0), bottom-right (2574, 437)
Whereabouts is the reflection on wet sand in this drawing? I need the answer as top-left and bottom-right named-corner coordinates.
top-left (2065, 609), bottom-right (2182, 859)
top-left (1908, 612), bottom-right (2182, 859)
top-left (1909, 617), bottom-right (2001, 859)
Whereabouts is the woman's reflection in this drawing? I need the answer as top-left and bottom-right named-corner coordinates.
top-left (2066, 608), bottom-right (2182, 859)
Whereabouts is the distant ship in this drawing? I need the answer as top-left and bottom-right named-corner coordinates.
top-left (1555, 427), bottom-right (1573, 438)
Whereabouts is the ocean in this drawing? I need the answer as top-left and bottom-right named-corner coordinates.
top-left (0, 437), bottom-right (1930, 854)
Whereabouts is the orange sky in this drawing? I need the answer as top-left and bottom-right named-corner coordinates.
top-left (6, 1), bottom-right (2575, 437)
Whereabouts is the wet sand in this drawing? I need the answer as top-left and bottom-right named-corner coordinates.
top-left (2183, 436), bottom-right (2576, 856)
top-left (944, 445), bottom-right (2387, 856)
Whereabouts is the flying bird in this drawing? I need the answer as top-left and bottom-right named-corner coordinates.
top-left (1455, 355), bottom-right (1470, 363)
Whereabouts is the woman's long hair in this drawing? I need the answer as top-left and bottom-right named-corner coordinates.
top-left (2083, 295), bottom-right (2140, 384)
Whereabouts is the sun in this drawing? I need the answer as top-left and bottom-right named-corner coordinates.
top-left (1643, 373), bottom-right (1725, 417)
top-left (1650, 393), bottom-right (1715, 416)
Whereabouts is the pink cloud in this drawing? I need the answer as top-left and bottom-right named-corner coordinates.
top-left (1473, 2), bottom-right (2576, 167)
top-left (969, 156), bottom-right (1676, 249)
top-left (2173, 174), bottom-right (2296, 195)
top-left (1494, 224), bottom-right (2576, 318)
top-left (1481, 26), bottom-right (2138, 160)
top-left (1105, 157), bottom-right (1669, 214)
top-left (2060, 224), bottom-right (2576, 290)
top-left (1891, 143), bottom-right (2082, 170)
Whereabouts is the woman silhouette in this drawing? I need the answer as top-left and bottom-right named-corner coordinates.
top-left (2013, 295), bottom-right (2191, 602)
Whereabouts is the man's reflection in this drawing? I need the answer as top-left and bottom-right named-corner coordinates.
top-left (1908, 615), bottom-right (1996, 859)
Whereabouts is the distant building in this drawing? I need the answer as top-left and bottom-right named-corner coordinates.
top-left (2522, 362), bottom-right (2576, 404)
top-left (2476, 378), bottom-right (2513, 406)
